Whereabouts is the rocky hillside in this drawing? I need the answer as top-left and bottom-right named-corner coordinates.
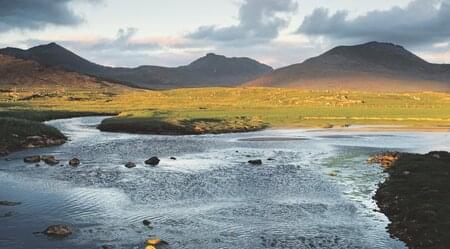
top-left (0, 43), bottom-right (273, 89)
top-left (246, 42), bottom-right (450, 92)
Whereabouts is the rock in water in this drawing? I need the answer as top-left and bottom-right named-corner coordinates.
top-left (0, 200), bottom-right (21, 206)
top-left (125, 162), bottom-right (136, 168)
top-left (69, 158), bottom-right (80, 167)
top-left (43, 224), bottom-right (73, 237)
top-left (24, 155), bottom-right (41, 163)
top-left (145, 157), bottom-right (160, 166)
top-left (146, 237), bottom-right (168, 246)
top-left (42, 156), bottom-right (60, 166)
top-left (170, 157), bottom-right (177, 160)
top-left (248, 159), bottom-right (262, 165)
top-left (142, 219), bottom-right (151, 226)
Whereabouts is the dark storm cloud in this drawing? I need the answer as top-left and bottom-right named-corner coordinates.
top-left (297, 0), bottom-right (450, 46)
top-left (188, 0), bottom-right (298, 44)
top-left (0, 0), bottom-right (100, 32)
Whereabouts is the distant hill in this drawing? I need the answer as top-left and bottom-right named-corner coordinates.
top-left (246, 42), bottom-right (450, 91)
top-left (0, 54), bottom-right (126, 92)
top-left (0, 43), bottom-right (273, 89)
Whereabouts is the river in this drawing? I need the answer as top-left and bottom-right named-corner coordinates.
top-left (1, 116), bottom-right (449, 249)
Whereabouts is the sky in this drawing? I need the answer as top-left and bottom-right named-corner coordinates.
top-left (1, 0), bottom-right (449, 68)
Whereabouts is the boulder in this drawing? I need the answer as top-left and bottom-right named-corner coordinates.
top-left (69, 158), bottom-right (80, 167)
top-left (145, 157), bottom-right (160, 166)
top-left (42, 156), bottom-right (60, 166)
top-left (125, 162), bottom-right (136, 168)
top-left (43, 224), bottom-right (73, 237)
top-left (24, 155), bottom-right (41, 163)
top-left (248, 159), bottom-right (262, 165)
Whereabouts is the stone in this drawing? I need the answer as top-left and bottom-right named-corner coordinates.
top-left (248, 159), bottom-right (262, 165)
top-left (42, 156), bottom-right (60, 166)
top-left (0, 200), bottom-right (21, 206)
top-left (24, 155), bottom-right (41, 163)
top-left (146, 237), bottom-right (168, 246)
top-left (170, 157), bottom-right (177, 160)
top-left (69, 158), bottom-right (80, 167)
top-left (328, 172), bottom-right (338, 177)
top-left (145, 157), bottom-right (160, 166)
top-left (142, 219), bottom-right (151, 226)
top-left (125, 162), bottom-right (136, 168)
top-left (43, 224), bottom-right (73, 237)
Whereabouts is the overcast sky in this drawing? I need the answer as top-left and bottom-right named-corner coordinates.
top-left (1, 0), bottom-right (449, 68)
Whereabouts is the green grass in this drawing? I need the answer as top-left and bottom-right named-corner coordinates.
top-left (1, 87), bottom-right (450, 134)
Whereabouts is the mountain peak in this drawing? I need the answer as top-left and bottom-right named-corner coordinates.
top-left (29, 42), bottom-right (68, 53)
top-left (187, 53), bottom-right (272, 72)
top-left (305, 41), bottom-right (428, 69)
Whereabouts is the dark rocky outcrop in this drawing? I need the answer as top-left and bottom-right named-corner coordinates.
top-left (374, 151), bottom-right (450, 249)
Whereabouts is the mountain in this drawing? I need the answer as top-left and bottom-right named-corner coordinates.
top-left (246, 42), bottom-right (450, 91)
top-left (0, 43), bottom-right (273, 89)
top-left (0, 54), bottom-right (126, 93)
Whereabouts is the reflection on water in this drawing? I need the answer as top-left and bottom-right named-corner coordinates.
top-left (1, 117), bottom-right (449, 249)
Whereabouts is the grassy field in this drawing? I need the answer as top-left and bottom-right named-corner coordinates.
top-left (1, 87), bottom-right (450, 134)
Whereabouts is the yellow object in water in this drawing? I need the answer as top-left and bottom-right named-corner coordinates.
top-left (144, 246), bottom-right (156, 249)
top-left (146, 238), bottom-right (161, 245)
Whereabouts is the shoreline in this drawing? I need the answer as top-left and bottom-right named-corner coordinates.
top-left (373, 151), bottom-right (450, 249)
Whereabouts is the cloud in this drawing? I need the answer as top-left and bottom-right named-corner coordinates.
top-left (297, 0), bottom-right (450, 46)
top-left (0, 0), bottom-right (100, 32)
top-left (188, 0), bottom-right (298, 45)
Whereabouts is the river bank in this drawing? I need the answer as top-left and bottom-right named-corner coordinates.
top-left (374, 151), bottom-right (450, 249)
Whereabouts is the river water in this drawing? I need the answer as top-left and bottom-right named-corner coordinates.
top-left (1, 117), bottom-right (449, 249)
